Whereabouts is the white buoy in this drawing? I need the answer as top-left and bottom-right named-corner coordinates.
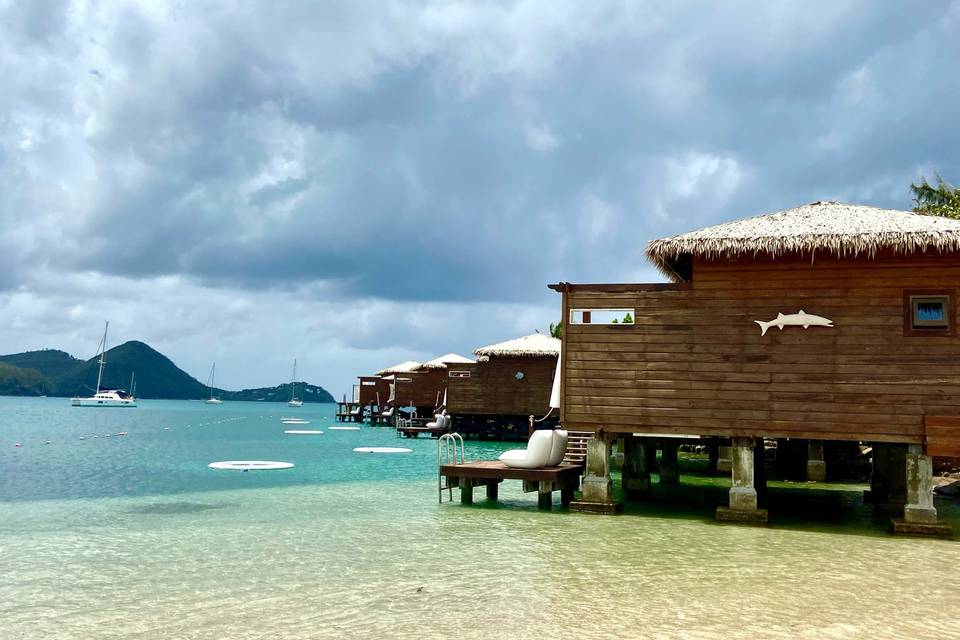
top-left (353, 447), bottom-right (412, 454)
top-left (284, 430), bottom-right (324, 435)
top-left (208, 460), bottom-right (294, 471)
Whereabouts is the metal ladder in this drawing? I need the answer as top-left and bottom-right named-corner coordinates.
top-left (437, 433), bottom-right (465, 504)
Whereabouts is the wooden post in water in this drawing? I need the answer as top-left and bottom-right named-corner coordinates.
top-left (538, 481), bottom-right (553, 510)
top-left (460, 478), bottom-right (474, 505)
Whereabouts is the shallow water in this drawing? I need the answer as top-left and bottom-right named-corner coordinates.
top-left (1, 397), bottom-right (958, 639)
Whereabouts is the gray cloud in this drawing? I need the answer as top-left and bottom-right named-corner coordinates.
top-left (2, 0), bottom-right (959, 389)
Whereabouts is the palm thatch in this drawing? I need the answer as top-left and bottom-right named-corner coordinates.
top-left (375, 360), bottom-right (422, 376)
top-left (418, 353), bottom-right (475, 370)
top-left (474, 333), bottom-right (561, 359)
top-left (646, 201), bottom-right (960, 282)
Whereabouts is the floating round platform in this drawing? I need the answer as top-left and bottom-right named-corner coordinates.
top-left (353, 446), bottom-right (412, 454)
top-left (208, 460), bottom-right (294, 471)
top-left (329, 426), bottom-right (360, 431)
top-left (284, 430), bottom-right (324, 435)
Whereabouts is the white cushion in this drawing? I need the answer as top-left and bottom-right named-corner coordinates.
top-left (499, 450), bottom-right (527, 462)
top-left (499, 429), bottom-right (554, 469)
top-left (546, 430), bottom-right (568, 466)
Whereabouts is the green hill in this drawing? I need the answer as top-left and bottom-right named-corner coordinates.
top-left (0, 349), bottom-right (81, 379)
top-left (55, 341), bottom-right (208, 399)
top-left (221, 382), bottom-right (334, 403)
top-left (0, 342), bottom-right (334, 402)
top-left (0, 362), bottom-right (53, 396)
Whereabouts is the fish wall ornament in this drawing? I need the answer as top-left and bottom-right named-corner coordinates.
top-left (754, 310), bottom-right (833, 336)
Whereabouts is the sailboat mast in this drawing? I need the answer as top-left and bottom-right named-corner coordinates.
top-left (209, 362), bottom-right (216, 399)
top-left (290, 359), bottom-right (297, 402)
top-left (95, 321), bottom-right (108, 394)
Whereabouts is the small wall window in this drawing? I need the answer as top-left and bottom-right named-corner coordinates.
top-left (904, 290), bottom-right (955, 336)
top-left (912, 296), bottom-right (949, 328)
top-left (448, 371), bottom-right (471, 378)
top-left (361, 381), bottom-right (376, 386)
top-left (570, 308), bottom-right (635, 325)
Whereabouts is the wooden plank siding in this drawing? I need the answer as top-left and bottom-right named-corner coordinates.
top-left (558, 254), bottom-right (960, 448)
top-left (925, 416), bottom-right (960, 457)
top-left (357, 376), bottom-right (391, 406)
top-left (447, 356), bottom-right (558, 417)
top-left (393, 369), bottom-right (447, 411)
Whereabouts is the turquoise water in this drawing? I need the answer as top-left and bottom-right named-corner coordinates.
top-left (1, 397), bottom-right (959, 639)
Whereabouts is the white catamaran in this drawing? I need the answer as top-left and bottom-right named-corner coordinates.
top-left (71, 322), bottom-right (138, 407)
top-left (288, 359), bottom-right (303, 407)
top-left (205, 362), bottom-right (224, 404)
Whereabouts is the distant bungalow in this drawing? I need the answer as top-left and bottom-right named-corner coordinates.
top-left (355, 334), bottom-right (559, 439)
top-left (550, 201), bottom-right (959, 536)
top-left (446, 333), bottom-right (560, 439)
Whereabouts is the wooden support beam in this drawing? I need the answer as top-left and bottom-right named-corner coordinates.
top-left (460, 478), bottom-right (473, 505)
top-left (486, 480), bottom-right (499, 501)
top-left (538, 480), bottom-right (553, 510)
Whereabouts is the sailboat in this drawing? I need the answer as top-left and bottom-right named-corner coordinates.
top-left (71, 322), bottom-right (138, 407)
top-left (205, 363), bottom-right (223, 404)
top-left (288, 359), bottom-right (303, 407)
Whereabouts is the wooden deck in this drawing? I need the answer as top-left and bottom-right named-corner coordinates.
top-left (439, 460), bottom-right (582, 510)
top-left (398, 424), bottom-right (450, 438)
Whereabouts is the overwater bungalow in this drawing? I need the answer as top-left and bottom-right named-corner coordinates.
top-left (356, 375), bottom-right (391, 413)
top-left (390, 354), bottom-right (474, 417)
top-left (549, 201), bottom-right (960, 536)
top-left (362, 360), bottom-right (422, 423)
top-left (446, 333), bottom-right (561, 440)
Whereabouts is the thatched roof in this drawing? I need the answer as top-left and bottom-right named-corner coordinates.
top-left (646, 201), bottom-right (960, 282)
top-left (419, 353), bottom-right (475, 370)
top-left (474, 333), bottom-right (560, 359)
top-left (375, 360), bottom-right (422, 376)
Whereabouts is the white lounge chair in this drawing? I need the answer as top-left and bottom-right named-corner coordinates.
top-left (426, 411), bottom-right (451, 429)
top-left (546, 429), bottom-right (568, 466)
top-left (499, 429), bottom-right (556, 469)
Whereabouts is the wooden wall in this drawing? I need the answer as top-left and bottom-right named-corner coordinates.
top-left (447, 356), bottom-right (558, 417)
top-left (559, 251), bottom-right (960, 447)
top-left (357, 376), bottom-right (391, 406)
top-left (393, 369), bottom-right (446, 410)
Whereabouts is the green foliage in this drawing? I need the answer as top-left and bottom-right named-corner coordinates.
top-left (0, 362), bottom-right (51, 396)
top-left (221, 383), bottom-right (334, 403)
top-left (911, 175), bottom-right (960, 219)
top-left (549, 321), bottom-right (563, 339)
top-left (623, 312), bottom-right (633, 323)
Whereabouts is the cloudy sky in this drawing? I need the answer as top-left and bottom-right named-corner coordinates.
top-left (2, 0), bottom-right (959, 395)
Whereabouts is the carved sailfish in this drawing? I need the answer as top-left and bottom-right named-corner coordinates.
top-left (754, 310), bottom-right (833, 336)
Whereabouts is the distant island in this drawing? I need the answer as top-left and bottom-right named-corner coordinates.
top-left (0, 341), bottom-right (335, 402)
